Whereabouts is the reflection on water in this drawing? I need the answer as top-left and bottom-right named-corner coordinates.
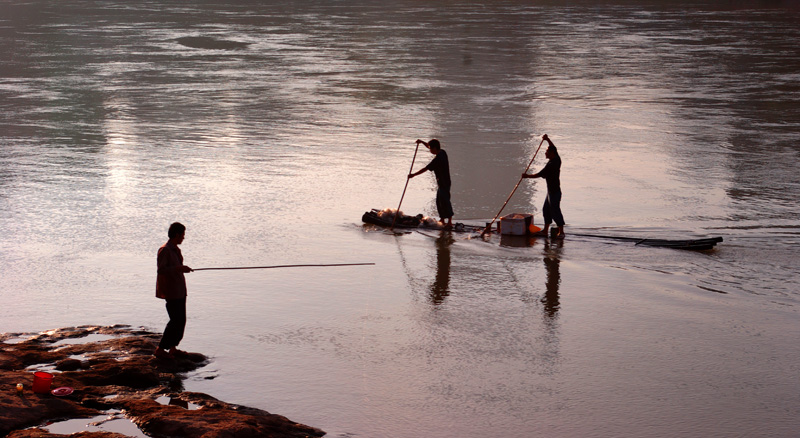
top-left (542, 240), bottom-right (562, 319)
top-left (429, 231), bottom-right (454, 305)
top-left (497, 234), bottom-right (561, 318)
top-left (42, 410), bottom-right (147, 438)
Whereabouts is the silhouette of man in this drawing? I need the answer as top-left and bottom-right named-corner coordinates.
top-left (409, 139), bottom-right (454, 228)
top-left (154, 222), bottom-right (193, 359)
top-left (522, 134), bottom-right (565, 238)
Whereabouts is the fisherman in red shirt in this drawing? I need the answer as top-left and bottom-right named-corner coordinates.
top-left (154, 222), bottom-right (194, 359)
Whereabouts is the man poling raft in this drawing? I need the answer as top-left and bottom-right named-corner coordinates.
top-left (522, 134), bottom-right (565, 239)
top-left (481, 133), bottom-right (555, 237)
top-left (408, 139), bottom-right (454, 229)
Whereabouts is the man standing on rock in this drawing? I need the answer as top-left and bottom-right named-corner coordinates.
top-left (154, 222), bottom-right (193, 359)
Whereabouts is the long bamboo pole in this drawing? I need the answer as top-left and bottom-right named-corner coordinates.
top-left (390, 141), bottom-right (422, 231)
top-left (194, 263), bottom-right (374, 271)
top-left (481, 137), bottom-right (546, 236)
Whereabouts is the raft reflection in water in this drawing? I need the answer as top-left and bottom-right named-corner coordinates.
top-left (427, 230), bottom-right (562, 320)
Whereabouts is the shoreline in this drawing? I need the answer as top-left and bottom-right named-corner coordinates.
top-left (0, 325), bottom-right (325, 438)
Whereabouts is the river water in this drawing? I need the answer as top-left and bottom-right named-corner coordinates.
top-left (2, 1), bottom-right (799, 437)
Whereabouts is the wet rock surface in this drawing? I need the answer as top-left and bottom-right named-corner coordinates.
top-left (0, 325), bottom-right (325, 438)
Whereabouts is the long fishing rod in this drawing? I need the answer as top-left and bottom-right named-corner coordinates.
top-left (193, 263), bottom-right (375, 271)
top-left (390, 141), bottom-right (422, 231)
top-left (481, 137), bottom-right (546, 236)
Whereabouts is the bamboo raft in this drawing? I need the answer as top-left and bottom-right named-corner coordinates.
top-left (362, 209), bottom-right (723, 251)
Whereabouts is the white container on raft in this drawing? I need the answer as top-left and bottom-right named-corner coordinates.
top-left (499, 213), bottom-right (533, 235)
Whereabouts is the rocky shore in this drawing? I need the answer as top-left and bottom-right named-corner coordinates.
top-left (0, 325), bottom-right (325, 438)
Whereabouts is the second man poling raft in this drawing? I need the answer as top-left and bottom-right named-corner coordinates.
top-left (521, 134), bottom-right (565, 239)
